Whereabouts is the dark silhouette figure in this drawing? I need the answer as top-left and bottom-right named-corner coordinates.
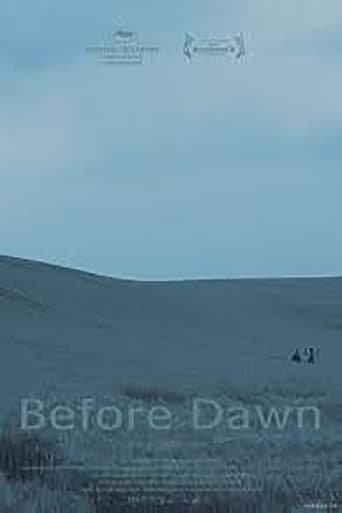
top-left (291, 348), bottom-right (301, 363)
top-left (307, 347), bottom-right (315, 364)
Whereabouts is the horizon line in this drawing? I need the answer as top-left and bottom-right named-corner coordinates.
top-left (1, 254), bottom-right (341, 283)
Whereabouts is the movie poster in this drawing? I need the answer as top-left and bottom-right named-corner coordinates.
top-left (1, 1), bottom-right (341, 512)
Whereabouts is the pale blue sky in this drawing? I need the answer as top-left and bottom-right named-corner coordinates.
top-left (1, 0), bottom-right (341, 279)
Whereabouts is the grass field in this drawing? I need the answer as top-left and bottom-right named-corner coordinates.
top-left (1, 256), bottom-right (342, 512)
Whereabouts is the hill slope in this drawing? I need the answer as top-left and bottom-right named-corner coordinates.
top-left (1, 255), bottom-right (342, 397)
top-left (1, 256), bottom-right (342, 512)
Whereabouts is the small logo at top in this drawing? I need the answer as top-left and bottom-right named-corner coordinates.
top-left (86, 28), bottom-right (159, 65)
top-left (183, 32), bottom-right (246, 62)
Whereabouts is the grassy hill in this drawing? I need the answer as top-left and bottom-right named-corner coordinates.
top-left (1, 256), bottom-right (342, 512)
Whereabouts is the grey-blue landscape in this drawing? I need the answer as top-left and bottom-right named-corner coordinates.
top-left (1, 0), bottom-right (341, 511)
top-left (1, 256), bottom-right (342, 512)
